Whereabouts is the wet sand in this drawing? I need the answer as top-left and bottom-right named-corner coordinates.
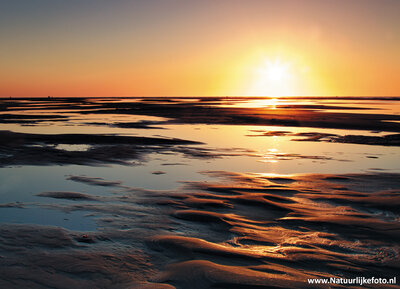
top-left (0, 97), bottom-right (399, 288)
top-left (1, 171), bottom-right (399, 288)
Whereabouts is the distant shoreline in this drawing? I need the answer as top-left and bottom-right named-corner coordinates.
top-left (1, 96), bottom-right (400, 100)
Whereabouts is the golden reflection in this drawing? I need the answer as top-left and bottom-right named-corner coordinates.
top-left (228, 98), bottom-right (279, 109)
top-left (261, 98), bottom-right (278, 109)
top-left (261, 148), bottom-right (279, 163)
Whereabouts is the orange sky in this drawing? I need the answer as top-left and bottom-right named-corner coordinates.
top-left (0, 0), bottom-right (399, 97)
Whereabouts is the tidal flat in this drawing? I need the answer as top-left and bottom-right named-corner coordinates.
top-left (0, 97), bottom-right (399, 288)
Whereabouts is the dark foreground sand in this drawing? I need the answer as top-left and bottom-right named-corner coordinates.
top-left (0, 172), bottom-right (399, 288)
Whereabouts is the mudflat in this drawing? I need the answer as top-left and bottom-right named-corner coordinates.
top-left (0, 97), bottom-right (399, 288)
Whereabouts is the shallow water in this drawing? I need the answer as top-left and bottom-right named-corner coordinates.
top-left (0, 97), bottom-right (399, 288)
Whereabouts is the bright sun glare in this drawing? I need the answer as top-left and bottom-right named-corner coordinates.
top-left (262, 60), bottom-right (290, 82)
top-left (247, 58), bottom-right (297, 97)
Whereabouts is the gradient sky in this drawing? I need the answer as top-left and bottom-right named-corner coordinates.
top-left (0, 0), bottom-right (399, 97)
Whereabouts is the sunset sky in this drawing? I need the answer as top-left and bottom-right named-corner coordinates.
top-left (0, 0), bottom-right (399, 97)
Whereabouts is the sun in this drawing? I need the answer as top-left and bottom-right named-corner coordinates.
top-left (246, 57), bottom-right (295, 97)
top-left (262, 59), bottom-right (290, 82)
